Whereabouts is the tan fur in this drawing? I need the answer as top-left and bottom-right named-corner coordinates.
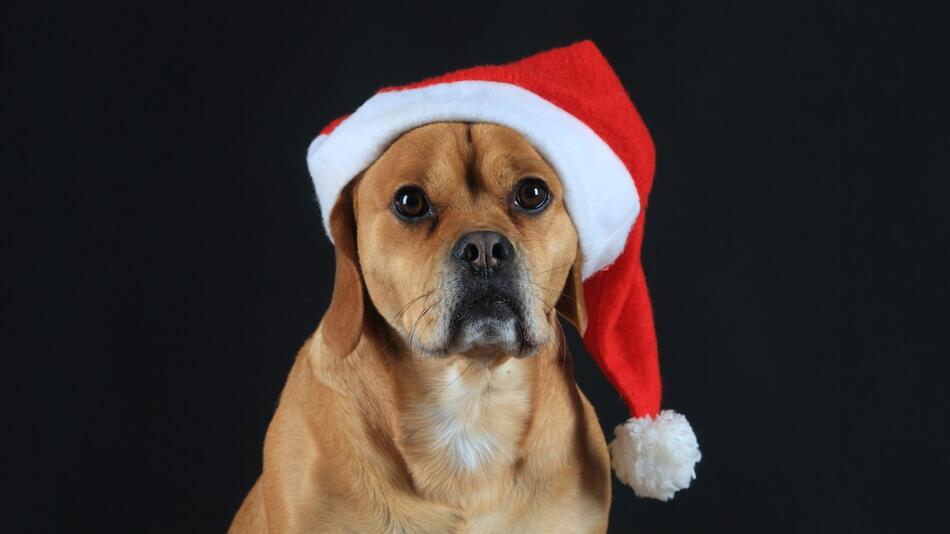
top-left (230, 123), bottom-right (610, 533)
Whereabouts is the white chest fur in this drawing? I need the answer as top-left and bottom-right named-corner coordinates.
top-left (398, 356), bottom-right (534, 483)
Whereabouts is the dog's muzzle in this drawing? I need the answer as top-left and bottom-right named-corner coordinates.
top-left (446, 231), bottom-right (530, 353)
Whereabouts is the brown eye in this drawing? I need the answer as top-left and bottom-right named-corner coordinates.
top-left (393, 186), bottom-right (431, 219)
top-left (514, 178), bottom-right (550, 212)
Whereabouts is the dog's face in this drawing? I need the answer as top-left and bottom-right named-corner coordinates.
top-left (325, 122), bottom-right (585, 359)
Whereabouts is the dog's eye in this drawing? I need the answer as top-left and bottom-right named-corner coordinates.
top-left (393, 186), bottom-right (431, 219)
top-left (514, 178), bottom-right (550, 212)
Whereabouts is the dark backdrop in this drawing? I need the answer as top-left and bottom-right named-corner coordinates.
top-left (3, 1), bottom-right (948, 532)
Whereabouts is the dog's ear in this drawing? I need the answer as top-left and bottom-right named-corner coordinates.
top-left (555, 249), bottom-right (588, 334)
top-left (322, 181), bottom-right (366, 355)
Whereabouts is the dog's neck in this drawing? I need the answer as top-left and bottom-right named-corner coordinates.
top-left (391, 344), bottom-right (556, 503)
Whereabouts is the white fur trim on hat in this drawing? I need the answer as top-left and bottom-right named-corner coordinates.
top-left (307, 80), bottom-right (640, 279)
top-left (609, 410), bottom-right (701, 501)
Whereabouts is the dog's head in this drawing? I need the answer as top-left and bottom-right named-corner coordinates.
top-left (322, 123), bottom-right (586, 359)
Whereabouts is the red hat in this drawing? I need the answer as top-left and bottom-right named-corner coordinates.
top-left (307, 40), bottom-right (700, 500)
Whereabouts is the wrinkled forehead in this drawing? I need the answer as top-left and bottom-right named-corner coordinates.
top-left (362, 123), bottom-right (562, 195)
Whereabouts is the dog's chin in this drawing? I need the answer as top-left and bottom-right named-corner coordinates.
top-left (454, 316), bottom-right (521, 354)
top-left (407, 296), bottom-right (548, 358)
top-left (449, 306), bottom-right (546, 358)
top-left (409, 314), bottom-right (547, 359)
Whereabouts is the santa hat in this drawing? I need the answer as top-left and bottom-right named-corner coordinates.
top-left (306, 40), bottom-right (700, 500)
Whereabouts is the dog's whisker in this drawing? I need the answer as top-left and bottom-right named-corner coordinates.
top-left (407, 300), bottom-right (440, 354)
top-left (528, 279), bottom-right (579, 303)
top-left (527, 280), bottom-right (562, 294)
top-left (393, 290), bottom-right (435, 322)
top-left (439, 360), bottom-right (476, 393)
top-left (532, 263), bottom-right (573, 276)
top-left (525, 289), bottom-right (554, 315)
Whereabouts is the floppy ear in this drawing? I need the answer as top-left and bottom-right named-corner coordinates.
top-left (555, 248), bottom-right (588, 335)
top-left (321, 181), bottom-right (366, 355)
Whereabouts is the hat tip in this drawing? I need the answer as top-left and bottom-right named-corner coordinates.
top-left (608, 410), bottom-right (701, 500)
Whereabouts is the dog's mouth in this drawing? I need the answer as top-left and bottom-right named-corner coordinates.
top-left (460, 291), bottom-right (519, 321)
top-left (445, 288), bottom-right (535, 355)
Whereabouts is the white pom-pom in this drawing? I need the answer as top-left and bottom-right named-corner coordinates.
top-left (609, 410), bottom-right (701, 501)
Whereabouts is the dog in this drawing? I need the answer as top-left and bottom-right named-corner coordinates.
top-left (229, 122), bottom-right (611, 533)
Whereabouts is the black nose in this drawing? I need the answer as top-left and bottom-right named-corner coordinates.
top-left (453, 231), bottom-right (515, 274)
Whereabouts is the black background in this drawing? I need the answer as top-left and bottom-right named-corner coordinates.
top-left (3, 1), bottom-right (948, 532)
